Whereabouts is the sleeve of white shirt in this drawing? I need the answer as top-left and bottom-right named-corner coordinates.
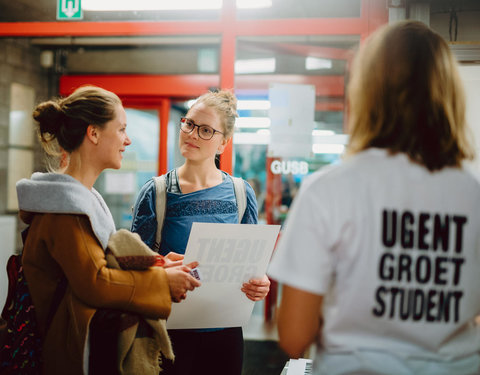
top-left (268, 172), bottom-right (335, 296)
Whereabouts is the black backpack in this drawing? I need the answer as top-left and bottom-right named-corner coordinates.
top-left (0, 229), bottom-right (66, 374)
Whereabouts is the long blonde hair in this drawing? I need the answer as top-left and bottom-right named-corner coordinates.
top-left (346, 20), bottom-right (474, 171)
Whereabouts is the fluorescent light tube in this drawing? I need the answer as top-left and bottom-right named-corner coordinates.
top-left (82, 0), bottom-right (223, 11)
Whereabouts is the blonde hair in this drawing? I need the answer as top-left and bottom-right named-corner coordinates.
top-left (346, 20), bottom-right (474, 171)
top-left (42, 139), bottom-right (70, 172)
top-left (191, 90), bottom-right (238, 138)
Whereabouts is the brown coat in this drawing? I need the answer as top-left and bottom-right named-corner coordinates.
top-left (20, 212), bottom-right (172, 375)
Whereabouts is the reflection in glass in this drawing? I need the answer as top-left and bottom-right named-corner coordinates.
top-left (234, 30), bottom-right (358, 228)
top-left (94, 109), bottom-right (158, 229)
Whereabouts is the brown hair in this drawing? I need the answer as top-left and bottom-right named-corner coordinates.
top-left (191, 90), bottom-right (238, 139)
top-left (346, 20), bottom-right (474, 171)
top-left (33, 86), bottom-right (122, 155)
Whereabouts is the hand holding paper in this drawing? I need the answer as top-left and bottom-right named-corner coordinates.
top-left (163, 252), bottom-right (185, 268)
top-left (242, 275), bottom-right (271, 301)
top-left (165, 261), bottom-right (201, 302)
top-left (166, 223), bottom-right (280, 329)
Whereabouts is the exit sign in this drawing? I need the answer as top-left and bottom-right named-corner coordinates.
top-left (57, 0), bottom-right (83, 20)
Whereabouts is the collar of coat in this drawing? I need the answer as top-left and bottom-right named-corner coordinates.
top-left (16, 172), bottom-right (116, 250)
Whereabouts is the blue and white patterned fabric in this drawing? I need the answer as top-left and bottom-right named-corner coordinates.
top-left (131, 169), bottom-right (258, 256)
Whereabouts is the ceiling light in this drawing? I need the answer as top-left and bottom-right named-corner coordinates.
top-left (82, 0), bottom-right (273, 11)
top-left (312, 144), bottom-right (345, 154)
top-left (237, 0), bottom-right (272, 9)
top-left (82, 0), bottom-right (223, 11)
top-left (233, 132), bottom-right (270, 145)
top-left (312, 129), bottom-right (335, 136)
top-left (233, 129), bottom-right (349, 149)
top-left (235, 58), bottom-right (276, 74)
top-left (235, 117), bottom-right (271, 128)
top-left (237, 100), bottom-right (271, 110)
top-left (306, 57), bottom-right (332, 70)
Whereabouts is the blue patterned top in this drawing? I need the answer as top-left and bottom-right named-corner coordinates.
top-left (131, 169), bottom-right (258, 256)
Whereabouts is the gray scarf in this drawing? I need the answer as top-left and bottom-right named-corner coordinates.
top-left (16, 172), bottom-right (115, 250)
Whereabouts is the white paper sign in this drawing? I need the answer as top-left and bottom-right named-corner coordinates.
top-left (268, 83), bottom-right (316, 158)
top-left (166, 223), bottom-right (280, 329)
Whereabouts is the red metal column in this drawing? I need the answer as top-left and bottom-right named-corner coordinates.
top-left (264, 157), bottom-right (283, 322)
top-left (218, 0), bottom-right (236, 175)
top-left (158, 98), bottom-right (170, 176)
top-left (361, 0), bottom-right (389, 41)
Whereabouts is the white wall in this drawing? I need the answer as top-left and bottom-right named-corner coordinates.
top-left (459, 65), bottom-right (480, 171)
top-left (0, 215), bottom-right (16, 308)
top-left (431, 11), bottom-right (480, 43)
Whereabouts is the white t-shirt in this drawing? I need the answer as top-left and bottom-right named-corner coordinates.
top-left (268, 148), bottom-right (480, 375)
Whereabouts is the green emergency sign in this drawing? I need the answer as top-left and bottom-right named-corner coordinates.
top-left (57, 0), bottom-right (83, 20)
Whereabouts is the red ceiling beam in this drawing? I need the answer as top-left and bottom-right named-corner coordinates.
top-left (60, 74), bottom-right (345, 98)
top-left (0, 0), bottom-right (387, 38)
top-left (0, 21), bottom-right (222, 37)
top-left (234, 18), bottom-right (367, 36)
top-left (59, 74), bottom-right (219, 97)
top-left (0, 17), bottom-right (368, 37)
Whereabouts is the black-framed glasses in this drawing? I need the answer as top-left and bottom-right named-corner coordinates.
top-left (179, 117), bottom-right (224, 140)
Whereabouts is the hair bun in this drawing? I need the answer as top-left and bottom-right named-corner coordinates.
top-left (33, 100), bottom-right (64, 136)
top-left (218, 90), bottom-right (237, 111)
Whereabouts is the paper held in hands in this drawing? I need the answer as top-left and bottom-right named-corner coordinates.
top-left (166, 222), bottom-right (280, 329)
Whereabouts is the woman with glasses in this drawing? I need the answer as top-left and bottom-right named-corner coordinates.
top-left (131, 90), bottom-right (270, 375)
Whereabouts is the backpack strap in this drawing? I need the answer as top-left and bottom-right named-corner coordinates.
top-left (152, 174), bottom-right (246, 252)
top-left (153, 175), bottom-right (167, 251)
top-left (231, 176), bottom-right (247, 222)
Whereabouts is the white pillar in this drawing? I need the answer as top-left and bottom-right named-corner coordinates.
top-left (459, 66), bottom-right (480, 173)
top-left (388, 0), bottom-right (406, 23)
top-left (0, 215), bottom-right (16, 307)
top-left (409, 3), bottom-right (431, 26)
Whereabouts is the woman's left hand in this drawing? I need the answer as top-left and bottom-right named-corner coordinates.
top-left (241, 275), bottom-right (270, 301)
top-left (163, 252), bottom-right (184, 268)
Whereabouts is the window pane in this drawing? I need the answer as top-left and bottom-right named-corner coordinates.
top-left (94, 108), bottom-right (158, 229)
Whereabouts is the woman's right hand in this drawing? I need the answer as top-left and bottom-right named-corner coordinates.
top-left (164, 261), bottom-right (201, 302)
